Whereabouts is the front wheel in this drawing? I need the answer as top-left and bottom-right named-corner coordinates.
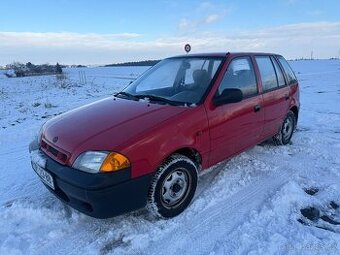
top-left (147, 154), bottom-right (198, 218)
top-left (273, 110), bottom-right (296, 145)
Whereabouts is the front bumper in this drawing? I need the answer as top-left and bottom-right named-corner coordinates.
top-left (29, 138), bottom-right (153, 218)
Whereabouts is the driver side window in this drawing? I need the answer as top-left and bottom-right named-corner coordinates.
top-left (218, 57), bottom-right (258, 98)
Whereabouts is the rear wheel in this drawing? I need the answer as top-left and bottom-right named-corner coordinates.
top-left (147, 154), bottom-right (198, 218)
top-left (273, 110), bottom-right (296, 145)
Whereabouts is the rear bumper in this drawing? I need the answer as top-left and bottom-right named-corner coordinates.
top-left (29, 139), bottom-right (153, 218)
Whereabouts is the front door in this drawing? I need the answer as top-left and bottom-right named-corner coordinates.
top-left (206, 56), bottom-right (265, 166)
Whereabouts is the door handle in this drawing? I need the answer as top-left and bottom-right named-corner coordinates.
top-left (284, 94), bottom-right (289, 100)
top-left (254, 104), bottom-right (261, 112)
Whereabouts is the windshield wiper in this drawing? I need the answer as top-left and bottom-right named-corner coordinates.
top-left (135, 94), bottom-right (182, 106)
top-left (114, 91), bottom-right (138, 100)
top-left (115, 92), bottom-right (184, 106)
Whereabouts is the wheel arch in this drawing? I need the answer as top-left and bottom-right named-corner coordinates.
top-left (290, 105), bottom-right (299, 126)
top-left (162, 147), bottom-right (202, 170)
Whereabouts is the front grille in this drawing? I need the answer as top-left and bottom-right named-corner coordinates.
top-left (41, 139), bottom-right (68, 164)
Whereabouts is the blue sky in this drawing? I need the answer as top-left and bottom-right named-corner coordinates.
top-left (0, 0), bottom-right (339, 64)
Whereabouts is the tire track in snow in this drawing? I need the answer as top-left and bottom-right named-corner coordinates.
top-left (142, 167), bottom-right (292, 255)
top-left (143, 131), bottom-right (339, 255)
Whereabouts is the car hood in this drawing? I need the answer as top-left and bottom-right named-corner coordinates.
top-left (43, 97), bottom-right (187, 162)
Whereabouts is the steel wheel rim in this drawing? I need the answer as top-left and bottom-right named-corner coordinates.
top-left (282, 116), bottom-right (293, 141)
top-left (160, 168), bottom-right (191, 209)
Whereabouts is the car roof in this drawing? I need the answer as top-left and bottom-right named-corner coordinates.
top-left (171, 52), bottom-right (282, 58)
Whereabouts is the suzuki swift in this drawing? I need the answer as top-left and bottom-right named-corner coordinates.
top-left (29, 52), bottom-right (300, 218)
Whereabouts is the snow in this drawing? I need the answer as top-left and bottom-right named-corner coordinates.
top-left (0, 60), bottom-right (340, 255)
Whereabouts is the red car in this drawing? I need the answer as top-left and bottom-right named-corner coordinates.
top-left (29, 52), bottom-right (299, 218)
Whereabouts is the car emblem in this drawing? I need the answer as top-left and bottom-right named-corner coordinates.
top-left (53, 136), bottom-right (58, 143)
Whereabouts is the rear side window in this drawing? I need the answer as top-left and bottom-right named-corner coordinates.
top-left (255, 56), bottom-right (278, 91)
top-left (277, 56), bottom-right (297, 84)
top-left (271, 56), bottom-right (286, 87)
top-left (218, 57), bottom-right (257, 98)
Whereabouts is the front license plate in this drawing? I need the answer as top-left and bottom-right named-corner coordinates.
top-left (31, 151), bottom-right (55, 190)
top-left (32, 162), bottom-right (55, 190)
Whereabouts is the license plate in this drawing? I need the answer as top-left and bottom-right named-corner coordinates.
top-left (31, 151), bottom-right (55, 190)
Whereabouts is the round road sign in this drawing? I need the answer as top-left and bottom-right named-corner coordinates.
top-left (184, 44), bottom-right (191, 53)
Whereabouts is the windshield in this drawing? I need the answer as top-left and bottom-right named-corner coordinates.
top-left (120, 57), bottom-right (223, 105)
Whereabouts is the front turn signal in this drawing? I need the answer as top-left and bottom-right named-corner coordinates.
top-left (100, 152), bottom-right (130, 172)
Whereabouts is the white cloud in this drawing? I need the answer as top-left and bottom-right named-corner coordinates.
top-left (176, 1), bottom-right (231, 32)
top-left (0, 22), bottom-right (339, 65)
top-left (178, 18), bottom-right (190, 30)
top-left (204, 14), bottom-right (220, 24)
top-left (0, 32), bottom-right (141, 48)
top-left (177, 14), bottom-right (224, 31)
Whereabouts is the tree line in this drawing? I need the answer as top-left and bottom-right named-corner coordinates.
top-left (104, 60), bottom-right (160, 67)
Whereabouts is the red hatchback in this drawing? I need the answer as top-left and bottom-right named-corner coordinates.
top-left (29, 52), bottom-right (300, 218)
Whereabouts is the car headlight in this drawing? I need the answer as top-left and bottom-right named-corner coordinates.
top-left (73, 151), bottom-right (130, 174)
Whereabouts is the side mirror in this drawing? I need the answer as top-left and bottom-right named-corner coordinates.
top-left (213, 88), bottom-right (243, 106)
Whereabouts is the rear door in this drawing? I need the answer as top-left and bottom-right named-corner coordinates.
top-left (254, 55), bottom-right (290, 138)
top-left (276, 55), bottom-right (300, 110)
top-left (206, 56), bottom-right (265, 165)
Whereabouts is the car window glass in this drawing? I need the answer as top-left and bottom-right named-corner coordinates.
top-left (136, 60), bottom-right (181, 92)
top-left (184, 59), bottom-right (209, 84)
top-left (255, 56), bottom-right (278, 91)
top-left (211, 60), bottom-right (220, 75)
top-left (218, 57), bottom-right (257, 98)
top-left (277, 56), bottom-right (297, 84)
top-left (125, 57), bottom-right (223, 104)
top-left (271, 56), bottom-right (286, 87)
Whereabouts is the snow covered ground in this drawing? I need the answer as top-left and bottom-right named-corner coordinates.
top-left (0, 60), bottom-right (339, 255)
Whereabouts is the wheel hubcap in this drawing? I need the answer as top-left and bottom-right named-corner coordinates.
top-left (282, 117), bottom-right (293, 141)
top-left (161, 169), bottom-right (190, 208)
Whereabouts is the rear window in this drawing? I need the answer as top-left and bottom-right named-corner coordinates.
top-left (277, 56), bottom-right (297, 84)
top-left (255, 56), bottom-right (278, 91)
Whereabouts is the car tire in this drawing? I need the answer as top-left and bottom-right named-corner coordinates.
top-left (273, 110), bottom-right (296, 145)
top-left (147, 154), bottom-right (198, 218)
